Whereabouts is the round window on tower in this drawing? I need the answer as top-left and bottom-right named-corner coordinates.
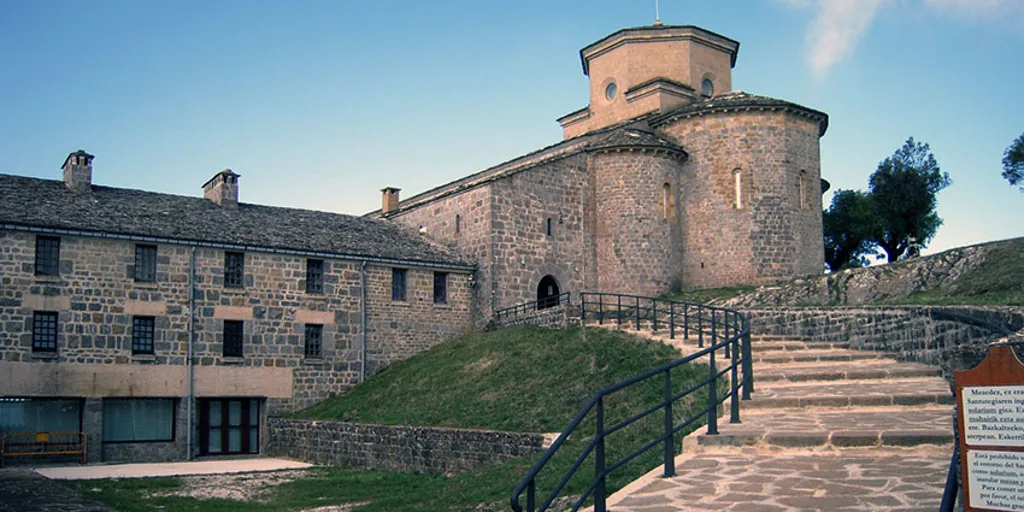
top-left (701, 78), bottom-right (714, 97)
top-left (605, 82), bottom-right (618, 101)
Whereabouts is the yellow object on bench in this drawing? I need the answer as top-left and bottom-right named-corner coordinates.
top-left (0, 431), bottom-right (87, 466)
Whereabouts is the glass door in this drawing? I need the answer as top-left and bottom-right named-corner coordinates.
top-left (199, 398), bottom-right (260, 455)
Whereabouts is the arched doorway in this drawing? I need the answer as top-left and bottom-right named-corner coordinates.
top-left (537, 275), bottom-right (560, 310)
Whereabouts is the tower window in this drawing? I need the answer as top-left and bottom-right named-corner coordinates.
top-left (733, 169), bottom-right (743, 209)
top-left (799, 170), bottom-right (809, 210)
top-left (546, 218), bottom-right (553, 237)
top-left (661, 182), bottom-right (675, 219)
top-left (455, 214), bottom-right (461, 234)
top-left (605, 82), bottom-right (617, 101)
top-left (702, 78), bottom-right (714, 97)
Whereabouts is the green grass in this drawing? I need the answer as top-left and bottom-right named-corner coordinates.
top-left (662, 286), bottom-right (755, 305)
top-left (885, 237), bottom-right (1024, 306)
top-left (68, 326), bottom-right (716, 511)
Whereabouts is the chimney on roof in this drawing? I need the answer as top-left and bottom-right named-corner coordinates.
top-left (203, 169), bottom-right (240, 207)
top-left (381, 187), bottom-right (401, 215)
top-left (62, 150), bottom-right (94, 193)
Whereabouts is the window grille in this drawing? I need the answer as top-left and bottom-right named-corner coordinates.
top-left (135, 245), bottom-right (157, 282)
top-left (224, 252), bottom-right (245, 288)
top-left (223, 320), bottom-right (244, 357)
top-left (32, 311), bottom-right (58, 352)
top-left (35, 236), bottom-right (60, 276)
top-left (132, 316), bottom-right (155, 355)
top-left (304, 324), bottom-right (323, 359)
top-left (306, 259), bottom-right (324, 294)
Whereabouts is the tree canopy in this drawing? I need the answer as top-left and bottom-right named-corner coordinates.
top-left (823, 189), bottom-right (877, 271)
top-left (1003, 133), bottom-right (1024, 193)
top-left (867, 138), bottom-right (951, 262)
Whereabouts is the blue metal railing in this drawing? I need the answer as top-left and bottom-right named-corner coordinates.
top-left (493, 292), bottom-right (572, 325)
top-left (510, 292), bottom-right (752, 512)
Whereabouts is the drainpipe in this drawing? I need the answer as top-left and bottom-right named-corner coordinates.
top-left (359, 261), bottom-right (367, 383)
top-left (186, 246), bottom-right (196, 460)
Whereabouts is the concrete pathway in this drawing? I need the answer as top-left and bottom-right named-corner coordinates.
top-left (595, 325), bottom-right (955, 511)
top-left (34, 457), bottom-right (312, 480)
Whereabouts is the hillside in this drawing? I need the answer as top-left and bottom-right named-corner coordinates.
top-left (718, 236), bottom-right (1024, 308)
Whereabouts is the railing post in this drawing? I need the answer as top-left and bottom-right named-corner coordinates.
top-left (580, 294), bottom-right (586, 324)
top-left (527, 479), bottom-right (536, 512)
top-left (697, 307), bottom-right (703, 348)
top-left (617, 295), bottom-right (622, 326)
top-left (724, 311), bottom-right (731, 359)
top-left (742, 329), bottom-right (754, 399)
top-left (663, 370), bottom-right (675, 477)
top-left (683, 304), bottom-right (689, 340)
top-left (730, 323), bottom-right (740, 424)
top-left (635, 296), bottom-right (640, 331)
top-left (652, 300), bottom-right (658, 332)
top-left (595, 396), bottom-right (607, 512)
top-left (669, 302), bottom-right (675, 340)
top-left (707, 332), bottom-right (718, 435)
top-left (598, 295), bottom-right (604, 325)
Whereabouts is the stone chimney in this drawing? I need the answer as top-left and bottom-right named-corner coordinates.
top-left (203, 169), bottom-right (240, 207)
top-left (381, 187), bottom-right (401, 215)
top-left (62, 150), bottom-right (94, 193)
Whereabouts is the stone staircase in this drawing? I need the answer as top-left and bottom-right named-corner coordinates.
top-left (590, 324), bottom-right (955, 511)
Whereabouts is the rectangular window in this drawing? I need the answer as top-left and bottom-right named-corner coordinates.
top-left (224, 251), bottom-right (245, 288)
top-left (134, 244), bottom-right (157, 282)
top-left (34, 236), bottom-right (61, 276)
top-left (132, 316), bottom-right (155, 355)
top-left (223, 320), bottom-right (244, 358)
top-left (102, 398), bottom-right (175, 442)
top-left (433, 272), bottom-right (448, 304)
top-left (306, 259), bottom-right (324, 294)
top-left (392, 268), bottom-right (407, 301)
top-left (0, 398), bottom-right (82, 433)
top-left (32, 311), bottom-right (58, 352)
top-left (304, 324), bottom-right (323, 359)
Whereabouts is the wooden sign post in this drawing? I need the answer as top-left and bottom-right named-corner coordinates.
top-left (956, 345), bottom-right (1024, 511)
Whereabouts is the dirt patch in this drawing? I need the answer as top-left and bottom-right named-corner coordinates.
top-left (146, 469), bottom-right (317, 503)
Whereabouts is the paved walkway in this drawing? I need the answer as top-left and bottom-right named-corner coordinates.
top-left (596, 326), bottom-right (955, 511)
top-left (35, 457), bottom-right (312, 480)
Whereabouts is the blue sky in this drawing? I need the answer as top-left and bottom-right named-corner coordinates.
top-left (1, 0), bottom-right (1021, 256)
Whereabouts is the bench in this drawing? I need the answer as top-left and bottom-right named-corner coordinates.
top-left (0, 431), bottom-right (87, 467)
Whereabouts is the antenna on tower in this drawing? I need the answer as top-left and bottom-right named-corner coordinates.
top-left (654, 0), bottom-right (663, 26)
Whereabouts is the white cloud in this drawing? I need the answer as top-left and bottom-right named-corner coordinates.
top-left (785, 0), bottom-right (1024, 79)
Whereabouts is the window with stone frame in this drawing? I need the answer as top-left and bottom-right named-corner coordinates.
top-left (35, 235), bottom-right (61, 277)
top-left (546, 217), bottom-right (553, 236)
top-left (134, 244), bottom-right (157, 283)
top-left (224, 251), bottom-right (245, 288)
top-left (798, 170), bottom-right (809, 210)
top-left (223, 320), bottom-right (244, 358)
top-left (392, 268), bottom-right (408, 301)
top-left (32, 311), bottom-right (58, 352)
top-left (132, 316), bottom-right (155, 355)
top-left (304, 324), bottom-right (323, 359)
top-left (306, 259), bottom-right (324, 294)
top-left (433, 272), bottom-right (448, 304)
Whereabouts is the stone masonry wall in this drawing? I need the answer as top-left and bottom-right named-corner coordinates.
top-left (658, 109), bottom-right (823, 289)
top-left (745, 306), bottom-right (1024, 387)
top-left (268, 418), bottom-right (546, 474)
top-left (0, 229), bottom-right (473, 461)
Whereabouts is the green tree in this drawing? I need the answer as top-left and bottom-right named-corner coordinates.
top-left (1003, 133), bottom-right (1024, 192)
top-left (868, 138), bottom-right (951, 262)
top-left (823, 189), bottom-right (878, 271)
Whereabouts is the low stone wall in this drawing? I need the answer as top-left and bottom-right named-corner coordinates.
top-left (744, 306), bottom-right (1024, 387)
top-left (490, 303), bottom-right (575, 330)
top-left (268, 418), bottom-right (546, 474)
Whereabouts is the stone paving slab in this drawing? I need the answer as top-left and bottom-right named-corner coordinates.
top-left (750, 341), bottom-right (851, 352)
top-left (756, 360), bottom-right (941, 382)
top-left (608, 448), bottom-right (950, 511)
top-left (0, 469), bottom-right (111, 512)
top-left (746, 378), bottom-right (954, 409)
top-left (754, 349), bottom-right (893, 364)
top-left (690, 406), bottom-right (953, 450)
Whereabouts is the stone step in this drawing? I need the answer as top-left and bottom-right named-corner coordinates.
top-left (750, 340), bottom-right (851, 352)
top-left (755, 360), bottom-right (942, 383)
top-left (753, 348), bottom-right (893, 364)
top-left (745, 377), bottom-right (953, 409)
top-left (686, 406), bottom-right (953, 452)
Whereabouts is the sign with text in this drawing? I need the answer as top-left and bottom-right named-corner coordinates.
top-left (957, 345), bottom-right (1024, 511)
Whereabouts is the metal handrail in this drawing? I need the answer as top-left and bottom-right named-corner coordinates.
top-left (494, 292), bottom-right (572, 323)
top-left (510, 292), bottom-right (752, 512)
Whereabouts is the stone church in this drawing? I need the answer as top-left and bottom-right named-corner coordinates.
top-left (378, 23), bottom-right (828, 319)
top-left (0, 23), bottom-right (826, 464)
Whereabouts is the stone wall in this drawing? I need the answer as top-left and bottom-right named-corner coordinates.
top-left (491, 303), bottom-right (574, 331)
top-left (745, 306), bottom-right (1024, 387)
top-left (268, 418), bottom-right (546, 474)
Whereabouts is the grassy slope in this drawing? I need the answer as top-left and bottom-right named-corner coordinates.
top-left (662, 286), bottom-right (755, 305)
top-left (69, 326), bottom-right (713, 512)
top-left (895, 237), bottom-right (1024, 306)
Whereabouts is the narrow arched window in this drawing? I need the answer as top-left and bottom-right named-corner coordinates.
top-left (455, 214), bottom-right (461, 234)
top-left (662, 183), bottom-right (671, 219)
top-left (546, 217), bottom-right (553, 236)
top-left (733, 169), bottom-right (743, 209)
top-left (798, 170), bottom-right (808, 210)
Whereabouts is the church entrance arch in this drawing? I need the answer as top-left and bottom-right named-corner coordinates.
top-left (537, 275), bottom-right (560, 310)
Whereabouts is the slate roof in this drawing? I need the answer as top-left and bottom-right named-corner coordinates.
top-left (589, 128), bottom-right (688, 158)
top-left (0, 174), bottom-right (473, 269)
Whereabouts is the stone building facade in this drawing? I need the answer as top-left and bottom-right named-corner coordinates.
top-left (377, 24), bottom-right (829, 317)
top-left (0, 156), bottom-right (473, 463)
